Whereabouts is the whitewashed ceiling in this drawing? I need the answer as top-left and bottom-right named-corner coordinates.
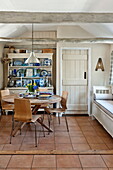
top-left (0, 0), bottom-right (113, 39)
top-left (1, 0), bottom-right (113, 12)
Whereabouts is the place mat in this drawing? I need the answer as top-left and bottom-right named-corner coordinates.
top-left (23, 95), bottom-right (37, 99)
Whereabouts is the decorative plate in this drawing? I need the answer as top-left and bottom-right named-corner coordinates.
top-left (40, 70), bottom-right (48, 77)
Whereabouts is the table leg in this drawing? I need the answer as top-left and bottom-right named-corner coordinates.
top-left (12, 122), bottom-right (26, 137)
top-left (37, 117), bottom-right (53, 132)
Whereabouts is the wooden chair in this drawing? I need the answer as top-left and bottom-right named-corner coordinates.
top-left (0, 89), bottom-right (14, 115)
top-left (10, 98), bottom-right (44, 147)
top-left (45, 91), bottom-right (69, 132)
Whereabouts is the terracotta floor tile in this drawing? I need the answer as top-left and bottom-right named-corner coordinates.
top-left (72, 143), bottom-right (90, 151)
top-left (57, 168), bottom-right (82, 170)
top-left (23, 137), bottom-right (39, 144)
top-left (57, 155), bottom-right (81, 168)
top-left (54, 125), bottom-right (68, 132)
top-left (78, 122), bottom-right (91, 126)
top-left (32, 168), bottom-right (56, 170)
top-left (0, 137), bottom-right (9, 145)
top-left (8, 155), bottom-right (33, 168)
top-left (80, 126), bottom-right (95, 131)
top-left (83, 131), bottom-right (98, 137)
top-left (37, 143), bottom-right (55, 150)
top-left (79, 155), bottom-right (106, 168)
top-left (7, 168), bottom-right (31, 170)
top-left (3, 144), bottom-right (21, 151)
top-left (69, 126), bottom-right (81, 131)
top-left (0, 115), bottom-right (113, 152)
top-left (55, 143), bottom-right (73, 150)
top-left (101, 137), bottom-right (113, 144)
top-left (9, 136), bottom-right (24, 144)
top-left (83, 168), bottom-right (108, 170)
top-left (69, 130), bottom-right (83, 137)
top-left (106, 143), bottom-right (113, 149)
top-left (97, 131), bottom-right (111, 137)
top-left (55, 136), bottom-right (71, 144)
top-left (0, 155), bottom-right (11, 168)
top-left (101, 155), bottom-right (113, 167)
top-left (20, 144), bottom-right (38, 150)
top-left (86, 136), bottom-right (104, 144)
top-left (32, 155), bottom-right (56, 168)
top-left (89, 143), bottom-right (109, 150)
top-left (54, 132), bottom-right (69, 137)
top-left (0, 144), bottom-right (4, 150)
top-left (38, 136), bottom-right (54, 144)
top-left (70, 136), bottom-right (88, 144)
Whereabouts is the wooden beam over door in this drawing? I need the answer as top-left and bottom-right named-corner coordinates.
top-left (1, 12), bottom-right (113, 23)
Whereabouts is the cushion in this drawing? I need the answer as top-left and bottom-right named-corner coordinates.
top-left (94, 93), bottom-right (113, 100)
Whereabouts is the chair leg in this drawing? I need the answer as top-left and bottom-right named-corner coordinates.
top-left (34, 122), bottom-right (37, 147)
top-left (40, 117), bottom-right (45, 137)
top-left (58, 113), bottom-right (60, 124)
top-left (0, 110), bottom-right (2, 121)
top-left (10, 114), bottom-right (14, 144)
top-left (47, 113), bottom-right (51, 135)
top-left (64, 112), bottom-right (69, 132)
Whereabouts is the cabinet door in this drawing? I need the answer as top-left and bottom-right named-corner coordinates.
top-left (62, 49), bottom-right (88, 113)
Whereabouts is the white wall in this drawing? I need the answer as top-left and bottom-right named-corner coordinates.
top-left (0, 43), bottom-right (4, 89)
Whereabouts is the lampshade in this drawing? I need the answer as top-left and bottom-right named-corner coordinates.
top-left (25, 52), bottom-right (40, 63)
top-left (95, 58), bottom-right (104, 71)
top-left (25, 24), bottom-right (40, 64)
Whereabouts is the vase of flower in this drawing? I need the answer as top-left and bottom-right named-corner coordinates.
top-left (27, 85), bottom-right (34, 92)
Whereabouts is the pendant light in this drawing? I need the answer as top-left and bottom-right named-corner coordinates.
top-left (25, 24), bottom-right (40, 64)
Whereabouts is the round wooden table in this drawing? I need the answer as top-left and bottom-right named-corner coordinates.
top-left (2, 94), bottom-right (61, 134)
top-left (2, 94), bottom-right (61, 105)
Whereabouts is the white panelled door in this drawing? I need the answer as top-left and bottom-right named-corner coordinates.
top-left (62, 49), bottom-right (88, 114)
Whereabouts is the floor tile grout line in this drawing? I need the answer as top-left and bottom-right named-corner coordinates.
top-left (74, 118), bottom-right (91, 150)
top-left (78, 117), bottom-right (110, 149)
top-left (100, 154), bottom-right (109, 169)
top-left (78, 154), bottom-right (83, 169)
top-left (5, 154), bottom-right (12, 169)
top-left (31, 154), bottom-right (34, 169)
top-left (19, 124), bottom-right (28, 150)
top-left (91, 122), bottom-right (111, 147)
top-left (1, 115), bottom-right (113, 152)
top-left (68, 118), bottom-right (80, 151)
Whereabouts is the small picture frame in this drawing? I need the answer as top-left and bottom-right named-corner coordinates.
top-left (26, 69), bottom-right (33, 77)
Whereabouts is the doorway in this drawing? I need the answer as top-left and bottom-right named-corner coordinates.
top-left (58, 47), bottom-right (91, 115)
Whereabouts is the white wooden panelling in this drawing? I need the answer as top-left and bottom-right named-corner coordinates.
top-left (34, 31), bottom-right (56, 44)
top-left (63, 80), bottom-right (87, 85)
top-left (62, 54), bottom-right (87, 60)
top-left (68, 104), bottom-right (88, 110)
top-left (62, 49), bottom-right (88, 113)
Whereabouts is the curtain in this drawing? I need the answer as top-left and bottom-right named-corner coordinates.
top-left (109, 51), bottom-right (113, 84)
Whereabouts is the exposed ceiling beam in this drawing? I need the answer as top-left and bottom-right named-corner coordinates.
top-left (1, 12), bottom-right (113, 23)
top-left (1, 37), bottom-right (113, 43)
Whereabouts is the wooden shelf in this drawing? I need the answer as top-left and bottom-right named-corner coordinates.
top-left (9, 66), bottom-right (52, 69)
top-left (11, 76), bottom-right (52, 79)
top-left (5, 52), bottom-right (54, 93)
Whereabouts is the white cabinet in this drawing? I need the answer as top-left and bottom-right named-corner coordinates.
top-left (5, 53), bottom-right (54, 93)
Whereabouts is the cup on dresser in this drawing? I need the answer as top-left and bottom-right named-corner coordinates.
top-left (19, 93), bottom-right (23, 98)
